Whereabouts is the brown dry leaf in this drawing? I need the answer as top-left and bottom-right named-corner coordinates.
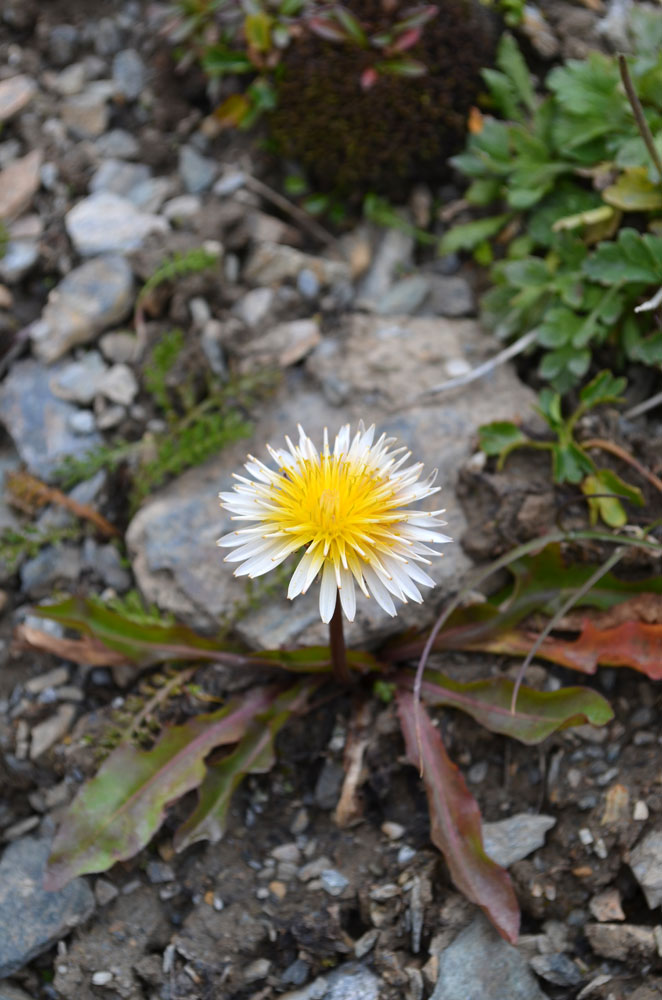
top-left (334, 699), bottom-right (375, 828)
top-left (14, 625), bottom-right (135, 686)
top-left (6, 470), bottom-right (118, 537)
top-left (556, 594), bottom-right (662, 631)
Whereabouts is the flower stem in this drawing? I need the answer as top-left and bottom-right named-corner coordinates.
top-left (329, 596), bottom-right (351, 686)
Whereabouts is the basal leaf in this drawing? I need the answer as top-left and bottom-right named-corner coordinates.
top-left (582, 474), bottom-right (627, 528)
top-left (578, 370), bottom-right (626, 409)
top-left (552, 442), bottom-right (595, 484)
top-left (495, 33), bottom-right (535, 113)
top-left (174, 679), bottom-right (320, 850)
top-left (439, 214), bottom-right (511, 255)
top-left (478, 421), bottom-right (528, 457)
top-left (397, 691), bottom-right (520, 943)
top-left (584, 229), bottom-right (662, 285)
top-left (410, 669), bottom-right (613, 743)
top-left (45, 687), bottom-right (278, 889)
top-left (602, 168), bottom-right (662, 212)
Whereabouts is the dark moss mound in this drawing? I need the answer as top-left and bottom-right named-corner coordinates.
top-left (268, 0), bottom-right (499, 201)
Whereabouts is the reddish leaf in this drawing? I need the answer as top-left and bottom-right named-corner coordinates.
top-left (397, 691), bottom-right (520, 943)
top-left (307, 15), bottom-right (348, 41)
top-left (360, 66), bottom-right (379, 90)
top-left (45, 686), bottom-right (277, 889)
top-left (404, 669), bottom-right (613, 743)
top-left (390, 26), bottom-right (421, 52)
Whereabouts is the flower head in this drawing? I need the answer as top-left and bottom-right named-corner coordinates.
top-left (218, 423), bottom-right (451, 623)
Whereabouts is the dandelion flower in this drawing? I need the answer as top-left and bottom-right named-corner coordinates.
top-left (218, 422), bottom-right (451, 624)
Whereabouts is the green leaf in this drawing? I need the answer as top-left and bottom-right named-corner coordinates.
top-left (495, 33), bottom-right (536, 113)
top-left (584, 229), bottom-right (662, 285)
top-left (397, 691), bottom-right (520, 943)
top-left (482, 69), bottom-right (521, 121)
top-left (478, 421), bottom-right (528, 457)
top-left (415, 670), bottom-right (614, 744)
top-left (244, 12), bottom-right (272, 51)
top-left (578, 370), bottom-right (626, 409)
top-left (602, 168), bottom-right (662, 212)
top-left (377, 57), bottom-right (427, 78)
top-left (539, 347), bottom-right (590, 386)
top-left (202, 47), bottom-right (254, 76)
top-left (438, 214), bottom-right (510, 254)
top-left (535, 307), bottom-right (582, 348)
top-left (581, 467), bottom-right (643, 528)
top-left (465, 177), bottom-right (503, 206)
top-left (44, 687), bottom-right (279, 889)
top-left (552, 442), bottom-right (595, 484)
top-left (333, 5), bottom-right (367, 45)
top-left (174, 680), bottom-right (319, 850)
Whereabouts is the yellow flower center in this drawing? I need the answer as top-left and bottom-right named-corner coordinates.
top-left (268, 454), bottom-right (401, 563)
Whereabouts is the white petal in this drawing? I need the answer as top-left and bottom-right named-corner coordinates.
top-left (401, 560), bottom-right (436, 588)
top-left (319, 561), bottom-right (338, 623)
top-left (338, 568), bottom-right (356, 621)
top-left (288, 550), bottom-right (316, 599)
top-left (363, 566), bottom-right (397, 616)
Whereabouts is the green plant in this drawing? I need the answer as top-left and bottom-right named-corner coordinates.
top-left (136, 247), bottom-right (221, 316)
top-left (441, 21), bottom-right (662, 391)
top-left (0, 524), bottom-right (82, 575)
top-left (479, 370), bottom-right (645, 526)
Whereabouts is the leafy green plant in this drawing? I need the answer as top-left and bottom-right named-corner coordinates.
top-left (441, 21), bottom-right (662, 390)
top-left (479, 370), bottom-right (644, 526)
top-left (0, 524), bottom-right (82, 575)
top-left (137, 247), bottom-right (221, 310)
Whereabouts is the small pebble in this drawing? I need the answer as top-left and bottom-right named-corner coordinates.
top-left (381, 821), bottom-right (405, 840)
top-left (634, 800), bottom-right (649, 821)
top-left (91, 971), bottom-right (113, 986)
top-left (397, 845), bottom-right (416, 865)
top-left (320, 869), bottom-right (349, 896)
top-left (579, 828), bottom-right (594, 846)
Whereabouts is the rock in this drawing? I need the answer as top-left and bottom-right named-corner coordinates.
top-left (585, 923), bottom-right (658, 962)
top-left (529, 954), bottom-right (583, 987)
top-left (94, 879), bottom-right (119, 907)
top-left (93, 16), bottom-right (122, 56)
top-left (421, 275), bottom-right (475, 317)
top-left (47, 63), bottom-right (86, 97)
top-left (589, 888), bottom-right (625, 922)
top-left (49, 24), bottom-right (79, 66)
top-left (629, 829), bottom-right (662, 908)
top-left (0, 241), bottom-right (39, 283)
top-left (0, 837), bottom-right (94, 976)
top-left (127, 318), bottom-right (535, 641)
top-left (66, 192), bottom-right (168, 256)
top-left (0, 360), bottom-right (102, 481)
top-left (128, 177), bottom-right (173, 213)
top-left (20, 545), bottom-right (82, 599)
top-left (31, 255), bottom-right (134, 363)
top-left (482, 814), bottom-right (557, 868)
top-left (373, 275), bottom-right (430, 316)
top-left (212, 171), bottom-right (246, 197)
top-left (61, 88), bottom-right (110, 139)
top-left (112, 49), bottom-right (146, 100)
top-left (162, 194), bottom-right (202, 223)
top-left (99, 331), bottom-right (138, 364)
top-left (244, 242), bottom-right (350, 287)
top-left (94, 129), bottom-right (139, 159)
top-left (0, 75), bottom-right (36, 123)
top-left (356, 228), bottom-right (414, 307)
top-left (320, 870), bottom-right (349, 897)
top-left (89, 159), bottom-right (151, 198)
top-left (237, 319), bottom-right (321, 372)
top-left (297, 268), bottom-right (320, 300)
top-left (0, 151), bottom-right (42, 222)
top-left (49, 352), bottom-right (108, 405)
top-left (0, 981), bottom-right (35, 1000)
top-left (282, 964), bottom-right (379, 1000)
top-left (81, 540), bottom-right (131, 591)
top-left (232, 287), bottom-right (275, 329)
top-left (96, 363), bottom-right (138, 406)
top-left (30, 704), bottom-right (77, 759)
top-left (179, 144), bottom-right (217, 194)
top-left (430, 916), bottom-right (548, 1000)
top-left (244, 958), bottom-right (271, 983)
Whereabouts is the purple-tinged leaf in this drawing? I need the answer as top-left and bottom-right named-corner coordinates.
top-left (390, 27), bottom-right (422, 53)
top-left (377, 57), bottom-right (427, 77)
top-left (397, 690), bottom-right (520, 943)
top-left (332, 6), bottom-right (367, 45)
top-left (45, 686), bottom-right (278, 890)
top-left (307, 15), bottom-right (348, 41)
top-left (360, 66), bottom-right (379, 90)
top-left (175, 679), bottom-right (320, 850)
top-left (394, 5), bottom-right (438, 32)
top-left (402, 669), bottom-right (613, 744)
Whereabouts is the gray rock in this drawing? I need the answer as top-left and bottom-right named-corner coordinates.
top-left (585, 922), bottom-right (657, 961)
top-left (297, 267), bottom-right (320, 300)
top-left (0, 151), bottom-right (42, 223)
top-left (282, 959), bottom-right (310, 986)
top-left (66, 192), bottom-right (168, 256)
top-left (68, 410), bottom-right (96, 436)
top-left (212, 171), bottom-right (246, 196)
top-left (50, 351), bottom-right (108, 405)
top-left (0, 980), bottom-right (35, 1000)
top-left (629, 829), bottom-right (662, 908)
top-left (356, 227), bottom-right (414, 307)
top-left (99, 331), bottom-right (138, 364)
top-left (244, 242), bottom-right (350, 287)
top-left (236, 319), bottom-right (321, 372)
top-left (430, 915), bottom-right (548, 1000)
top-left (61, 89), bottom-right (110, 139)
top-left (31, 256), bottom-right (134, 363)
top-left (482, 814), bottom-right (557, 868)
top-left (0, 75), bottom-right (36, 123)
top-left (421, 275), bottom-right (475, 317)
top-left (0, 241), bottom-right (39, 283)
top-left (179, 145), bottom-right (218, 194)
top-left (320, 870), bottom-right (349, 897)
top-left (127, 318), bottom-right (535, 642)
top-left (162, 194), bottom-right (202, 223)
top-left (374, 275), bottom-right (430, 316)
top-left (96, 363), bottom-right (138, 406)
top-left (82, 540), bottom-right (131, 591)
top-left (232, 287), bottom-right (274, 329)
top-left (49, 24), bottom-right (79, 66)
top-left (314, 761), bottom-right (344, 810)
top-left (112, 49), bottom-right (146, 101)
top-left (94, 129), bottom-right (139, 159)
top-left (282, 964), bottom-right (379, 1000)
top-left (30, 704), bottom-right (77, 759)
top-left (127, 177), bottom-right (173, 213)
top-left (93, 17), bottom-right (122, 56)
top-left (48, 63), bottom-right (86, 97)
top-left (20, 544), bottom-right (82, 599)
top-left (0, 360), bottom-right (101, 481)
top-left (0, 837), bottom-right (94, 976)
top-left (530, 953), bottom-right (583, 987)
top-left (89, 159), bottom-right (151, 198)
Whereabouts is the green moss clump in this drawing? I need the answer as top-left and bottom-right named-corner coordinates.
top-left (268, 0), bottom-right (498, 200)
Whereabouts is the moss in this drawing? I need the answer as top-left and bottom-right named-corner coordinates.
top-left (268, 0), bottom-right (498, 200)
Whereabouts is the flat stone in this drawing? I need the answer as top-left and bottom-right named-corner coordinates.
top-left (0, 359), bottom-right (101, 481)
top-left (46, 63), bottom-right (86, 97)
top-left (20, 544), bottom-right (82, 599)
top-left (30, 704), bottom-right (77, 759)
top-left (127, 177), bottom-right (173, 213)
top-left (244, 242), bottom-right (350, 287)
top-left (482, 814), bottom-right (557, 868)
top-left (0, 837), bottom-right (94, 976)
top-left (0, 151), bottom-right (42, 222)
top-left (430, 915), bottom-right (548, 1000)
top-left (0, 75), bottom-right (36, 122)
top-left (50, 351), bottom-right (108, 404)
top-left (31, 255), bottom-right (134, 363)
top-left (629, 829), bottom-right (662, 908)
top-left (232, 287), bottom-right (274, 329)
top-left (66, 192), bottom-right (168, 256)
top-left (0, 980), bottom-right (35, 1000)
top-left (162, 194), bottom-right (202, 223)
top-left (126, 317), bottom-right (535, 642)
top-left (99, 331), bottom-right (138, 364)
top-left (373, 275), bottom-right (430, 316)
top-left (585, 922), bottom-right (657, 962)
top-left (89, 159), bottom-right (151, 198)
top-left (96, 363), bottom-right (138, 406)
top-left (421, 275), bottom-right (475, 317)
top-left (282, 964), bottom-right (379, 1000)
top-left (589, 888), bottom-right (625, 922)
top-left (112, 49), bottom-right (146, 101)
top-left (320, 870), bottom-right (349, 897)
top-left (61, 89), bottom-right (109, 138)
top-left (0, 241), bottom-right (39, 283)
top-left (356, 227), bottom-right (414, 307)
top-left (94, 129), bottom-right (139, 159)
top-left (236, 319), bottom-right (321, 372)
top-left (179, 144), bottom-right (217, 194)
